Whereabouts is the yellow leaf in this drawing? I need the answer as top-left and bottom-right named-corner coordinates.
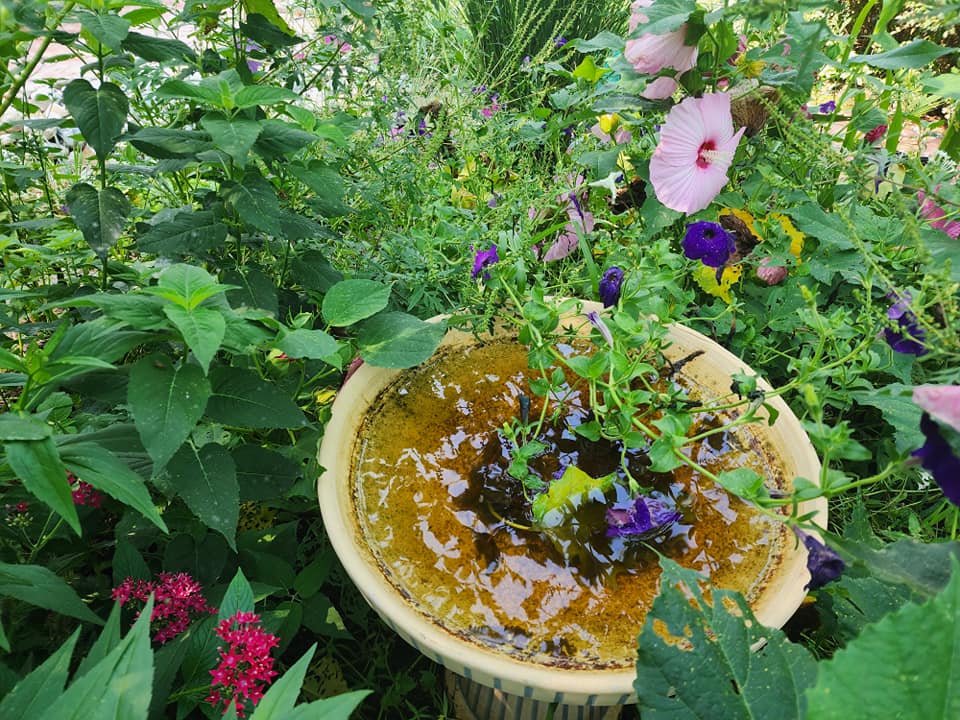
top-left (693, 264), bottom-right (743, 303)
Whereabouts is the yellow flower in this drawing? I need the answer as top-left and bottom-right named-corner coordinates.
top-left (598, 113), bottom-right (620, 134)
top-left (693, 263), bottom-right (743, 303)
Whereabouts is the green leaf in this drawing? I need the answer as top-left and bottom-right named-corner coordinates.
top-left (233, 445), bottom-right (300, 500)
top-left (128, 127), bottom-right (213, 159)
top-left (128, 354), bottom-right (211, 471)
top-left (65, 183), bottom-right (130, 259)
top-left (924, 229), bottom-right (960, 283)
top-left (634, 558), bottom-right (817, 719)
top-left (341, 0), bottom-right (376, 17)
top-left (715, 468), bottom-right (765, 500)
top-left (44, 598), bottom-right (154, 720)
top-left (248, 644), bottom-right (316, 719)
top-left (850, 384), bottom-right (923, 453)
top-left (137, 209), bottom-right (228, 256)
top-left (0, 413), bottom-right (52, 441)
top-left (0, 617), bottom-right (7, 652)
top-left (253, 119), bottom-right (317, 160)
top-left (923, 73), bottom-right (960, 100)
top-left (205, 366), bottom-right (308, 428)
top-left (62, 80), bottom-right (128, 159)
top-left (631, 0), bottom-right (696, 36)
top-left (0, 630), bottom-right (79, 717)
top-left (156, 78), bottom-right (219, 105)
top-left (277, 329), bottom-right (339, 359)
top-left (850, 39), bottom-right (956, 69)
top-left (0, 563), bottom-right (102, 624)
top-left (121, 31), bottom-right (196, 63)
top-left (289, 162), bottom-right (349, 217)
top-left (572, 56), bottom-right (608, 83)
top-left (531, 466), bottom-right (615, 525)
top-left (322, 280), bottom-right (391, 327)
top-left (200, 112), bottom-right (262, 165)
top-left (357, 312), bottom-right (446, 368)
top-left (59, 441), bottom-right (168, 532)
top-left (239, 12), bottom-right (303, 49)
top-left (233, 85), bottom-right (300, 109)
top-left (78, 11), bottom-right (130, 51)
top-left (241, 1), bottom-right (295, 35)
top-left (647, 434), bottom-right (683, 473)
top-left (111, 539), bottom-right (151, 587)
top-left (223, 171), bottom-right (283, 235)
top-left (570, 31), bottom-right (625, 53)
top-left (164, 443), bottom-right (239, 551)
top-left (806, 556), bottom-right (960, 719)
top-left (163, 305), bottom-right (226, 374)
top-left (290, 250), bottom-right (343, 292)
top-left (285, 691), bottom-right (372, 720)
top-left (219, 568), bottom-right (255, 622)
top-left (4, 438), bottom-right (79, 535)
top-left (74, 603), bottom-right (122, 679)
top-left (152, 263), bottom-right (235, 310)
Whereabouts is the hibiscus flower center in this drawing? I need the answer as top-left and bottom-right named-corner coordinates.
top-left (697, 140), bottom-right (725, 168)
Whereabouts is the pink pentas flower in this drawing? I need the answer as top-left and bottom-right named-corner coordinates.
top-left (70, 476), bottom-right (103, 508)
top-left (206, 612), bottom-right (280, 718)
top-left (918, 189), bottom-right (960, 239)
top-left (626, 0), bottom-right (698, 75)
top-left (112, 572), bottom-right (216, 644)
top-left (649, 92), bottom-right (746, 214)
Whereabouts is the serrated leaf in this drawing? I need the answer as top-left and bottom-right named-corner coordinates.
top-left (321, 280), bottom-right (391, 326)
top-left (78, 11), bottom-right (130, 51)
top-left (138, 209), bottom-right (228, 256)
top-left (128, 127), bottom-right (213, 159)
top-left (233, 445), bottom-right (300, 500)
top-left (66, 183), bottom-right (130, 259)
top-left (277, 329), bottom-right (339, 359)
top-left (223, 171), bottom-right (282, 235)
top-left (850, 384), bottom-right (923, 453)
top-left (163, 305), bottom-right (225, 374)
top-left (286, 691), bottom-right (372, 720)
top-left (715, 468), bottom-right (765, 500)
top-left (531, 466), bottom-right (615, 525)
top-left (357, 313), bottom-right (446, 368)
top-left (59, 441), bottom-right (168, 532)
top-left (121, 31), bottom-right (196, 63)
top-left (205, 366), bottom-right (307, 429)
top-left (0, 563), bottom-right (102, 624)
top-left (62, 80), bottom-right (128, 159)
top-left (850, 39), bottom-right (956, 70)
top-left (164, 443), bottom-right (239, 550)
top-left (242, 1), bottom-right (295, 35)
top-left (0, 630), bottom-right (79, 717)
top-left (253, 119), bottom-right (317, 159)
top-left (201, 112), bottom-right (262, 165)
top-left (128, 354), bottom-right (210, 471)
top-left (634, 557), bottom-right (817, 719)
top-left (806, 556), bottom-right (960, 719)
top-left (219, 568), bottom-right (255, 622)
top-left (828, 535), bottom-right (960, 599)
top-left (4, 438), bottom-right (79, 535)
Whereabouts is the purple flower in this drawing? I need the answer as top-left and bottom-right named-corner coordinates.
top-left (682, 221), bottom-right (735, 268)
top-left (912, 385), bottom-right (960, 506)
top-left (797, 531), bottom-right (845, 590)
top-left (884, 292), bottom-right (927, 356)
top-left (586, 310), bottom-right (614, 347)
top-left (471, 244), bottom-right (499, 279)
top-left (554, 36), bottom-right (568, 48)
top-left (599, 267), bottom-right (624, 307)
top-left (818, 100), bottom-right (836, 114)
top-left (606, 496), bottom-right (681, 538)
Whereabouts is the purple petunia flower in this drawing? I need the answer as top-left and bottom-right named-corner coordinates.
top-left (682, 221), bottom-right (735, 268)
top-left (599, 267), bottom-right (624, 308)
top-left (471, 244), bottom-right (499, 279)
top-left (912, 385), bottom-right (960, 506)
top-left (797, 531), bottom-right (845, 590)
top-left (818, 100), bottom-right (836, 114)
top-left (606, 496), bottom-right (681, 538)
top-left (586, 310), bottom-right (614, 347)
top-left (884, 292), bottom-right (927, 356)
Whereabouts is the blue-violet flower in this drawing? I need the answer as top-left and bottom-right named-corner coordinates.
top-left (884, 292), bottom-right (927, 356)
top-left (912, 385), bottom-right (960, 506)
top-left (797, 531), bottom-right (845, 590)
top-left (606, 496), bottom-right (681, 538)
top-left (682, 221), bottom-right (736, 268)
top-left (599, 267), bottom-right (624, 307)
top-left (471, 245), bottom-right (499, 279)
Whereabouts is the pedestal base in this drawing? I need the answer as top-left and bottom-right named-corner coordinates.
top-left (445, 670), bottom-right (624, 720)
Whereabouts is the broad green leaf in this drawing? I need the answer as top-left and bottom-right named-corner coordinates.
top-left (164, 443), bottom-right (239, 550)
top-left (62, 80), bottom-right (128, 158)
top-left (285, 691), bottom-right (372, 720)
top-left (341, 0), bottom-right (376, 17)
top-left (321, 280), bottom-right (391, 327)
top-left (358, 313), bottom-right (446, 368)
top-left (570, 31), bottom-right (625, 52)
top-left (0, 413), bottom-right (51, 441)
top-left (200, 111), bottom-right (262, 165)
top-left (715, 468), bottom-right (765, 500)
top-left (218, 568), bottom-right (255, 622)
top-left (253, 119), bottom-right (317, 160)
top-left (178, 615), bottom-right (220, 688)
top-left (290, 250), bottom-right (343, 292)
top-left (111, 539), bottom-right (151, 587)
top-left (925, 229), bottom-right (960, 283)
top-left (924, 74), bottom-right (960, 100)
top-left (248, 644), bottom-right (316, 719)
top-left (163, 305), bottom-right (225, 374)
top-left (223, 171), bottom-right (283, 235)
top-left (233, 85), bottom-right (300, 109)
top-left (121, 31), bottom-right (196, 63)
top-left (78, 11), bottom-right (130, 51)
top-left (44, 598), bottom-right (154, 720)
top-left (149, 634), bottom-right (191, 720)
top-left (205, 366), bottom-right (308, 428)
top-left (289, 162), bottom-right (348, 217)
top-left (4, 438), bottom-right (80, 535)
top-left (60, 441), bottom-right (168, 532)
top-left (128, 354), bottom-right (210, 471)
top-left (242, 0), bottom-right (295, 35)
top-left (0, 630), bottom-right (79, 717)
top-left (850, 40), bottom-right (956, 69)
top-left (0, 563), bottom-right (102, 624)
top-left (224, 266), bottom-right (279, 316)
top-left (150, 263), bottom-right (235, 310)
top-left (630, 0), bottom-right (695, 36)
top-left (634, 558), bottom-right (817, 719)
top-left (233, 445), bottom-right (300, 500)
top-left (156, 78), bottom-right (219, 104)
top-left (277, 329), bottom-right (339, 359)
top-left (137, 209), bottom-right (228, 256)
top-left (128, 127), bottom-right (213, 159)
top-left (239, 12), bottom-right (303, 48)
top-left (66, 183), bottom-right (131, 259)
top-left (74, 603), bottom-right (122, 680)
top-left (850, 384), bottom-right (923, 453)
top-left (572, 56), bottom-right (607, 83)
top-left (531, 466), bottom-right (615, 525)
top-left (806, 557), bottom-right (960, 719)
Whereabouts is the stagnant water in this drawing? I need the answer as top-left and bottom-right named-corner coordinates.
top-left (353, 339), bottom-right (785, 668)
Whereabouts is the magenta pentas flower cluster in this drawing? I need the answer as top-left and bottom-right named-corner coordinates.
top-left (206, 612), bottom-right (280, 718)
top-left (112, 572), bottom-right (216, 643)
top-left (71, 480), bottom-right (103, 507)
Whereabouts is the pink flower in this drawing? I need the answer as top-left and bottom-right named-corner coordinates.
top-left (864, 124), bottom-right (887, 144)
top-left (206, 612), bottom-right (279, 718)
top-left (918, 189), bottom-right (960, 239)
top-left (71, 478), bottom-right (103, 508)
top-left (913, 385), bottom-right (960, 433)
top-left (545, 191), bottom-right (594, 261)
top-left (626, 0), bottom-right (698, 75)
top-left (756, 257), bottom-right (788, 285)
top-left (641, 76), bottom-right (679, 100)
top-left (112, 572), bottom-right (216, 644)
top-left (649, 92), bottom-right (746, 214)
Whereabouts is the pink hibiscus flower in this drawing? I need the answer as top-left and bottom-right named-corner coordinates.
top-left (626, 0), bottom-right (698, 75)
top-left (641, 76), bottom-right (679, 100)
top-left (649, 93), bottom-right (746, 214)
top-left (918, 189), bottom-right (960, 240)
